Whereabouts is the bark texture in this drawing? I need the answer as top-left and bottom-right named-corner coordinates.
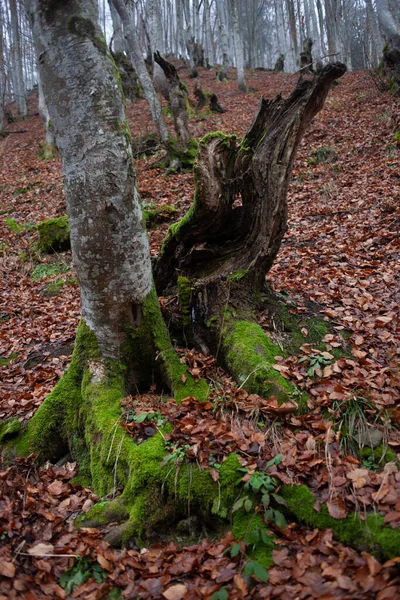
top-left (26, 0), bottom-right (152, 357)
top-left (155, 63), bottom-right (346, 348)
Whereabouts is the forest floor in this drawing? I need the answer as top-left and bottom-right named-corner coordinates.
top-left (0, 65), bottom-right (399, 599)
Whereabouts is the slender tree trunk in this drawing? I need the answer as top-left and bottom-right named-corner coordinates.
top-left (37, 70), bottom-right (56, 158)
top-left (110, 0), bottom-right (169, 142)
top-left (110, 2), bottom-right (125, 53)
top-left (10, 0), bottom-right (27, 117)
top-left (366, 0), bottom-right (383, 67)
top-left (229, 0), bottom-right (246, 91)
top-left (0, 7), bottom-right (5, 134)
top-left (216, 0), bottom-right (230, 80)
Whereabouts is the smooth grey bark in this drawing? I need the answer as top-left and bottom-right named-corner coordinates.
top-left (37, 69), bottom-right (56, 154)
top-left (366, 0), bottom-right (383, 67)
top-left (26, 0), bottom-right (152, 357)
top-left (229, 0), bottom-right (246, 91)
top-left (110, 0), bottom-right (169, 142)
top-left (10, 0), bottom-right (27, 117)
top-left (110, 1), bottom-right (125, 53)
top-left (216, 0), bottom-right (230, 79)
top-left (0, 7), bottom-right (5, 134)
top-left (203, 0), bottom-right (214, 67)
top-left (146, 0), bottom-right (167, 92)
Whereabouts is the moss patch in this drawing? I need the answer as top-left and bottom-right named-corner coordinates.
top-left (37, 215), bottom-right (70, 253)
top-left (0, 418), bottom-right (21, 442)
top-left (282, 484), bottom-right (400, 560)
top-left (222, 320), bottom-right (296, 401)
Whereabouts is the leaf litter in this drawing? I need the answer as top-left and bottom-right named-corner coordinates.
top-left (0, 67), bottom-right (399, 597)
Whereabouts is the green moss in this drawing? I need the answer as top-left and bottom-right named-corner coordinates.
top-left (0, 418), bottom-right (21, 442)
top-left (222, 320), bottom-right (296, 401)
top-left (232, 511), bottom-right (274, 567)
top-left (360, 446), bottom-right (398, 470)
top-left (37, 215), bottom-right (70, 253)
top-left (127, 287), bottom-right (208, 402)
top-left (177, 276), bottom-right (191, 327)
top-left (31, 262), bottom-right (70, 281)
top-left (282, 485), bottom-right (400, 559)
top-left (113, 118), bottom-right (132, 147)
top-left (142, 204), bottom-right (177, 228)
top-left (0, 352), bottom-right (18, 367)
top-left (227, 269), bottom-right (248, 283)
top-left (39, 142), bottom-right (56, 161)
top-left (67, 16), bottom-right (107, 55)
top-left (199, 131), bottom-right (236, 149)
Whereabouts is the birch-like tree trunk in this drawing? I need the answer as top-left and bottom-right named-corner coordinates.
top-left (25, 0), bottom-right (153, 357)
top-left (229, 0), bottom-right (246, 91)
top-left (216, 0), bottom-right (230, 80)
top-left (110, 0), bottom-right (169, 142)
top-left (0, 7), bottom-right (5, 134)
top-left (110, 1), bottom-right (125, 53)
top-left (37, 70), bottom-right (56, 158)
top-left (10, 0), bottom-right (27, 117)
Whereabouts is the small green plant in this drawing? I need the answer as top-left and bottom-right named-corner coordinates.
top-left (298, 352), bottom-right (333, 377)
top-left (393, 131), bottom-right (400, 142)
top-left (308, 146), bottom-right (338, 165)
top-left (4, 217), bottom-right (25, 233)
top-left (59, 557), bottom-right (107, 594)
top-left (31, 262), bottom-right (70, 281)
top-left (162, 445), bottom-right (189, 465)
top-left (127, 410), bottom-right (166, 428)
top-left (211, 588), bottom-right (229, 600)
top-left (233, 455), bottom-right (287, 529)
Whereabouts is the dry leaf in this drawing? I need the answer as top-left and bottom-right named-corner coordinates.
top-left (326, 497), bottom-right (347, 519)
top-left (0, 561), bottom-right (15, 578)
top-left (162, 584), bottom-right (188, 600)
top-left (28, 542), bottom-right (55, 556)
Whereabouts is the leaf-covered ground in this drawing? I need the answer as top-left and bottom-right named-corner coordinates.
top-left (0, 66), bottom-right (399, 598)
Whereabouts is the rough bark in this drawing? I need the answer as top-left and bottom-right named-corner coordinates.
top-left (154, 63), bottom-right (347, 351)
top-left (26, 0), bottom-right (152, 358)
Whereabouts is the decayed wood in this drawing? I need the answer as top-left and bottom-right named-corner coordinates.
top-left (153, 52), bottom-right (191, 149)
top-left (155, 63), bottom-right (346, 301)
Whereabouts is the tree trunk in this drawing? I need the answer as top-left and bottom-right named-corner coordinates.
top-left (110, 0), bottom-right (170, 142)
top-left (229, 0), bottom-right (246, 91)
top-left (10, 0), bottom-right (27, 117)
top-left (26, 0), bottom-right (153, 359)
top-left (153, 51), bottom-right (191, 150)
top-left (216, 0), bottom-right (230, 80)
top-left (376, 0), bottom-right (400, 94)
top-left (37, 70), bottom-right (56, 159)
top-left (0, 6), bottom-right (5, 135)
top-left (154, 62), bottom-right (347, 359)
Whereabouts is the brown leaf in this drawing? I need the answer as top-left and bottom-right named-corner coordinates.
top-left (162, 584), bottom-right (188, 600)
top-left (346, 468), bottom-right (370, 489)
top-left (180, 374), bottom-right (187, 384)
top-left (97, 553), bottom-right (113, 572)
top-left (0, 561), bottom-right (15, 578)
top-left (326, 497), bottom-right (347, 519)
top-left (27, 542), bottom-right (55, 555)
top-left (210, 469), bottom-right (220, 482)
